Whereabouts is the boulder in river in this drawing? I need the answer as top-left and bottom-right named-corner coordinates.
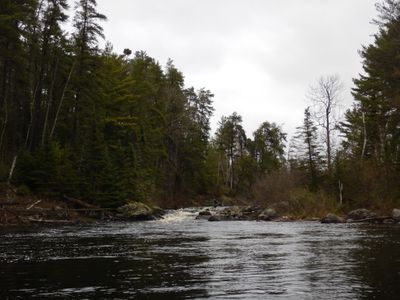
top-left (196, 209), bottom-right (212, 220)
top-left (240, 206), bottom-right (263, 220)
top-left (392, 209), bottom-right (400, 222)
top-left (199, 209), bottom-right (212, 216)
top-left (347, 209), bottom-right (377, 221)
top-left (205, 205), bottom-right (259, 221)
top-left (220, 206), bottom-right (243, 220)
top-left (208, 215), bottom-right (221, 222)
top-left (321, 213), bottom-right (345, 224)
top-left (258, 208), bottom-right (278, 221)
top-left (117, 201), bottom-right (163, 221)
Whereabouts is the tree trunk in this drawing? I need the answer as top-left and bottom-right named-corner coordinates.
top-left (361, 112), bottom-right (367, 160)
top-left (338, 180), bottom-right (343, 205)
top-left (7, 155), bottom-right (17, 186)
top-left (41, 57), bottom-right (59, 145)
top-left (0, 89), bottom-right (8, 155)
top-left (326, 106), bottom-right (331, 173)
top-left (25, 82), bottom-right (39, 147)
top-left (50, 61), bottom-right (75, 140)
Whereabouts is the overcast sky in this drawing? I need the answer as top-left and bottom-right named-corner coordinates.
top-left (68, 0), bottom-right (378, 138)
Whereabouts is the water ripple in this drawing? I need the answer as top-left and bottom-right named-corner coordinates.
top-left (1, 209), bottom-right (400, 299)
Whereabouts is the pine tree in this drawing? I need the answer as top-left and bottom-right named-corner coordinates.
top-left (342, 0), bottom-right (400, 202)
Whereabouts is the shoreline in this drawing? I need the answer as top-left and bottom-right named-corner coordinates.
top-left (1, 196), bottom-right (399, 227)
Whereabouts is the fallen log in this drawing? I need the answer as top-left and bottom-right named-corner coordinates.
top-left (27, 217), bottom-right (76, 224)
top-left (62, 195), bottom-right (100, 209)
top-left (27, 200), bottom-right (42, 210)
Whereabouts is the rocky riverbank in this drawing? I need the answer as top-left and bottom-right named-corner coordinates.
top-left (195, 206), bottom-right (400, 224)
top-left (320, 208), bottom-right (400, 224)
top-left (1, 193), bottom-right (399, 226)
top-left (0, 196), bottom-right (165, 226)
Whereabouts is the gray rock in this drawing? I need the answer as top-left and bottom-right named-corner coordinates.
top-left (196, 209), bottom-right (212, 220)
top-left (208, 215), bottom-right (221, 222)
top-left (321, 213), bottom-right (345, 224)
top-left (304, 217), bottom-right (320, 222)
top-left (220, 206), bottom-right (242, 220)
top-left (242, 206), bottom-right (259, 213)
top-left (392, 209), bottom-right (400, 221)
top-left (198, 209), bottom-right (212, 216)
top-left (240, 206), bottom-right (263, 220)
top-left (276, 216), bottom-right (295, 222)
top-left (383, 218), bottom-right (395, 224)
top-left (196, 215), bottom-right (210, 220)
top-left (258, 208), bottom-right (278, 221)
top-left (347, 209), bottom-right (377, 220)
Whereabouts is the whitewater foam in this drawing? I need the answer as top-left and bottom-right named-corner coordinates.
top-left (159, 208), bottom-right (203, 223)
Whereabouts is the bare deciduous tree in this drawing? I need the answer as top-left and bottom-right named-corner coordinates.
top-left (307, 74), bottom-right (343, 173)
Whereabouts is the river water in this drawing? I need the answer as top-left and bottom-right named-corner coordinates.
top-left (1, 208), bottom-right (400, 299)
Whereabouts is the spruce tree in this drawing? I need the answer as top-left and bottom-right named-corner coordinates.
top-left (294, 107), bottom-right (322, 190)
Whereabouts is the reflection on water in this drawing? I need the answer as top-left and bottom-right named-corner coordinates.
top-left (1, 209), bottom-right (400, 299)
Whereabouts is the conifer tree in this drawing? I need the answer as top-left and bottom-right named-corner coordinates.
top-left (215, 113), bottom-right (246, 191)
top-left (70, 0), bottom-right (106, 147)
top-left (294, 107), bottom-right (322, 190)
top-left (253, 121), bottom-right (286, 175)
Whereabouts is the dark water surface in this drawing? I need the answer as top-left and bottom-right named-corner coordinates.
top-left (1, 208), bottom-right (400, 299)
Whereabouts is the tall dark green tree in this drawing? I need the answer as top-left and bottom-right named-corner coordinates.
top-left (253, 121), bottom-right (286, 175)
top-left (345, 0), bottom-right (400, 165)
top-left (215, 112), bottom-right (247, 191)
top-left (0, 0), bottom-right (38, 162)
top-left (27, 0), bottom-right (69, 150)
top-left (293, 107), bottom-right (322, 190)
top-left (181, 87), bottom-right (215, 194)
top-left (70, 0), bottom-right (107, 147)
top-left (341, 0), bottom-right (400, 203)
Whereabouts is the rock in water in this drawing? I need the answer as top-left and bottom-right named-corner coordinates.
top-left (240, 206), bottom-right (263, 220)
top-left (321, 213), bottom-right (344, 224)
top-left (196, 209), bottom-right (212, 220)
top-left (392, 209), bottom-right (400, 222)
top-left (258, 208), bottom-right (278, 221)
top-left (347, 209), bottom-right (377, 221)
top-left (218, 206), bottom-right (242, 220)
top-left (208, 215), bottom-right (221, 222)
top-left (198, 209), bottom-right (212, 216)
top-left (117, 202), bottom-right (163, 221)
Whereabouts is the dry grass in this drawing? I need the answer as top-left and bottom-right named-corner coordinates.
top-left (251, 170), bottom-right (340, 218)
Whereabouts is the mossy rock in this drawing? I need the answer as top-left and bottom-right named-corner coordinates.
top-left (117, 201), bottom-right (164, 221)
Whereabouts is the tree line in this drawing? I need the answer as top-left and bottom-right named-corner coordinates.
top-left (0, 0), bottom-right (399, 210)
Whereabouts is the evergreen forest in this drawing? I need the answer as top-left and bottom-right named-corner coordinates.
top-left (1, 0), bottom-right (400, 212)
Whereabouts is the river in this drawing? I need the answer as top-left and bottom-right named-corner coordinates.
top-left (1, 208), bottom-right (400, 299)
